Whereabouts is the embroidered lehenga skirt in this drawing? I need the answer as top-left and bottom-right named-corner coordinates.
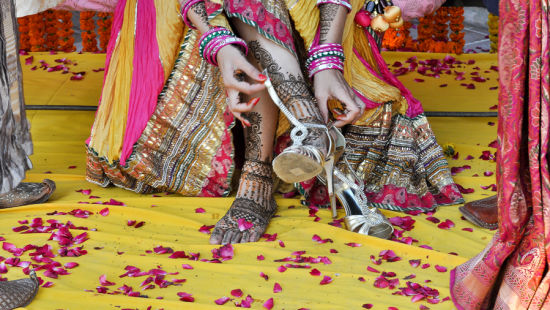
top-left (86, 0), bottom-right (464, 212)
top-left (0, 0), bottom-right (33, 194)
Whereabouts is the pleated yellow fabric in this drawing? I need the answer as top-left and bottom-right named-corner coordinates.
top-left (287, 0), bottom-right (403, 108)
top-left (12, 52), bottom-right (498, 309)
top-left (88, 1), bottom-right (137, 162)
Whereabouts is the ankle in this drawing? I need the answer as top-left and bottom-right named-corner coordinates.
top-left (236, 160), bottom-right (275, 204)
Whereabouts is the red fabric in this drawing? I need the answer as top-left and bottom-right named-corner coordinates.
top-left (450, 0), bottom-right (550, 308)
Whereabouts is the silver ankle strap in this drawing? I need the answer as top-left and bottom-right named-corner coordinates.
top-left (262, 69), bottom-right (328, 147)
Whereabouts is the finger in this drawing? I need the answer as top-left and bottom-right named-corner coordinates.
top-left (221, 230), bottom-right (234, 245)
top-left (229, 97), bottom-right (261, 113)
top-left (227, 80), bottom-right (266, 95)
top-left (355, 97), bottom-right (365, 118)
top-left (209, 227), bottom-right (224, 244)
top-left (316, 95), bottom-right (329, 123)
top-left (238, 60), bottom-right (266, 83)
top-left (333, 111), bottom-right (356, 127)
top-left (338, 93), bottom-right (361, 122)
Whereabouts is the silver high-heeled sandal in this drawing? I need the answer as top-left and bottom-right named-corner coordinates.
top-left (263, 70), bottom-right (345, 186)
top-left (332, 165), bottom-right (394, 239)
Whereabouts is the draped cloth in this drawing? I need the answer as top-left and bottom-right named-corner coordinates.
top-left (0, 0), bottom-right (33, 195)
top-left (86, 0), bottom-right (463, 211)
top-left (450, 0), bottom-right (550, 309)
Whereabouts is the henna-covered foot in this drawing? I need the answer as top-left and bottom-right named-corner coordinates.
top-left (210, 160), bottom-right (277, 244)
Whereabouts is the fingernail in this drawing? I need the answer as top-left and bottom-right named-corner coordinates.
top-left (240, 120), bottom-right (248, 128)
top-left (248, 97), bottom-right (261, 106)
top-left (243, 120), bottom-right (251, 127)
top-left (332, 109), bottom-right (343, 116)
top-left (335, 115), bottom-right (346, 120)
top-left (258, 74), bottom-right (267, 81)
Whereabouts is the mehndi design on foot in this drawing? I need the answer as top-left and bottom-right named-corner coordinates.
top-left (209, 160), bottom-right (277, 244)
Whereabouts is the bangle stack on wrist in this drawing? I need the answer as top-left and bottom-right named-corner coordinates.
top-left (307, 43), bottom-right (345, 78)
top-left (316, 0), bottom-right (352, 12)
top-left (198, 27), bottom-right (248, 66)
top-left (181, 0), bottom-right (204, 29)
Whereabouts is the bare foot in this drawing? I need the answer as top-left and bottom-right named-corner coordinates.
top-left (209, 160), bottom-right (277, 244)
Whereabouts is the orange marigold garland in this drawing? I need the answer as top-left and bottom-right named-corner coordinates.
top-left (17, 16), bottom-right (31, 51)
top-left (29, 13), bottom-right (46, 52)
top-left (44, 10), bottom-right (59, 51)
top-left (97, 13), bottom-right (113, 52)
top-left (433, 7), bottom-right (449, 42)
top-left (448, 7), bottom-right (465, 54)
top-left (382, 27), bottom-right (406, 51)
top-left (56, 11), bottom-right (75, 52)
top-left (80, 12), bottom-right (97, 52)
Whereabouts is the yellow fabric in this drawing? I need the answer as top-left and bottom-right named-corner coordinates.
top-left (154, 0), bottom-right (184, 80)
top-left (287, 0), bottom-right (406, 126)
top-left (11, 51), bottom-right (498, 309)
top-left (88, 1), bottom-right (136, 162)
top-left (87, 0), bottom-right (183, 163)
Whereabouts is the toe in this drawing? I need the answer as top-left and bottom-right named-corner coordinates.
top-left (248, 231), bottom-right (261, 242)
top-left (230, 232), bottom-right (242, 244)
top-left (239, 231), bottom-right (251, 243)
top-left (222, 230), bottom-right (235, 245)
top-left (209, 227), bottom-right (225, 244)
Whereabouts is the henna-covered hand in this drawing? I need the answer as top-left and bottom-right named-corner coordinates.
top-left (313, 69), bottom-right (364, 127)
top-left (217, 45), bottom-right (266, 124)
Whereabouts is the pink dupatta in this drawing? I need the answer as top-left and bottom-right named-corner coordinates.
top-left (450, 0), bottom-right (550, 308)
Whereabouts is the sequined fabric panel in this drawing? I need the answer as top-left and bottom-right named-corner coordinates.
top-left (87, 30), bottom-right (233, 196)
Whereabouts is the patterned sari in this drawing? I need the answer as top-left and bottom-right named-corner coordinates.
top-left (0, 0), bottom-right (33, 194)
top-left (85, 0), bottom-right (464, 212)
top-left (450, 0), bottom-right (550, 308)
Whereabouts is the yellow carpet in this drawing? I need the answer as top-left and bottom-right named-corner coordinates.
top-left (5, 52), bottom-right (497, 309)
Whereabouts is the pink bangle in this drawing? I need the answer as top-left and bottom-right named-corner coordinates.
top-left (308, 43), bottom-right (343, 57)
top-left (308, 63), bottom-right (344, 78)
top-left (181, 0), bottom-right (204, 29)
top-left (204, 37), bottom-right (248, 66)
top-left (316, 0), bottom-right (352, 12)
top-left (204, 35), bottom-right (232, 64)
top-left (308, 57), bottom-right (342, 69)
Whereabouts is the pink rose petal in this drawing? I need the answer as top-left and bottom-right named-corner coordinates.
top-left (231, 288), bottom-right (243, 297)
top-left (435, 265), bottom-right (448, 272)
top-left (64, 262), bottom-right (79, 269)
top-left (199, 224), bottom-right (215, 234)
top-left (177, 292), bottom-right (194, 302)
top-left (277, 266), bottom-right (287, 273)
top-left (215, 296), bottom-right (230, 305)
top-left (260, 272), bottom-right (268, 280)
top-left (310, 268), bottom-right (321, 276)
top-left (99, 208), bottom-right (109, 216)
top-left (181, 264), bottom-right (193, 270)
top-left (195, 208), bottom-right (205, 213)
top-left (320, 275), bottom-right (333, 285)
top-left (273, 282), bottom-right (282, 293)
top-left (362, 304), bottom-right (373, 309)
top-left (409, 259), bottom-right (421, 268)
top-left (263, 297), bottom-right (274, 310)
top-left (345, 242), bottom-right (362, 247)
top-left (367, 266), bottom-right (380, 273)
top-left (99, 274), bottom-right (115, 286)
top-left (237, 218), bottom-right (254, 231)
top-left (462, 227), bottom-right (474, 232)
